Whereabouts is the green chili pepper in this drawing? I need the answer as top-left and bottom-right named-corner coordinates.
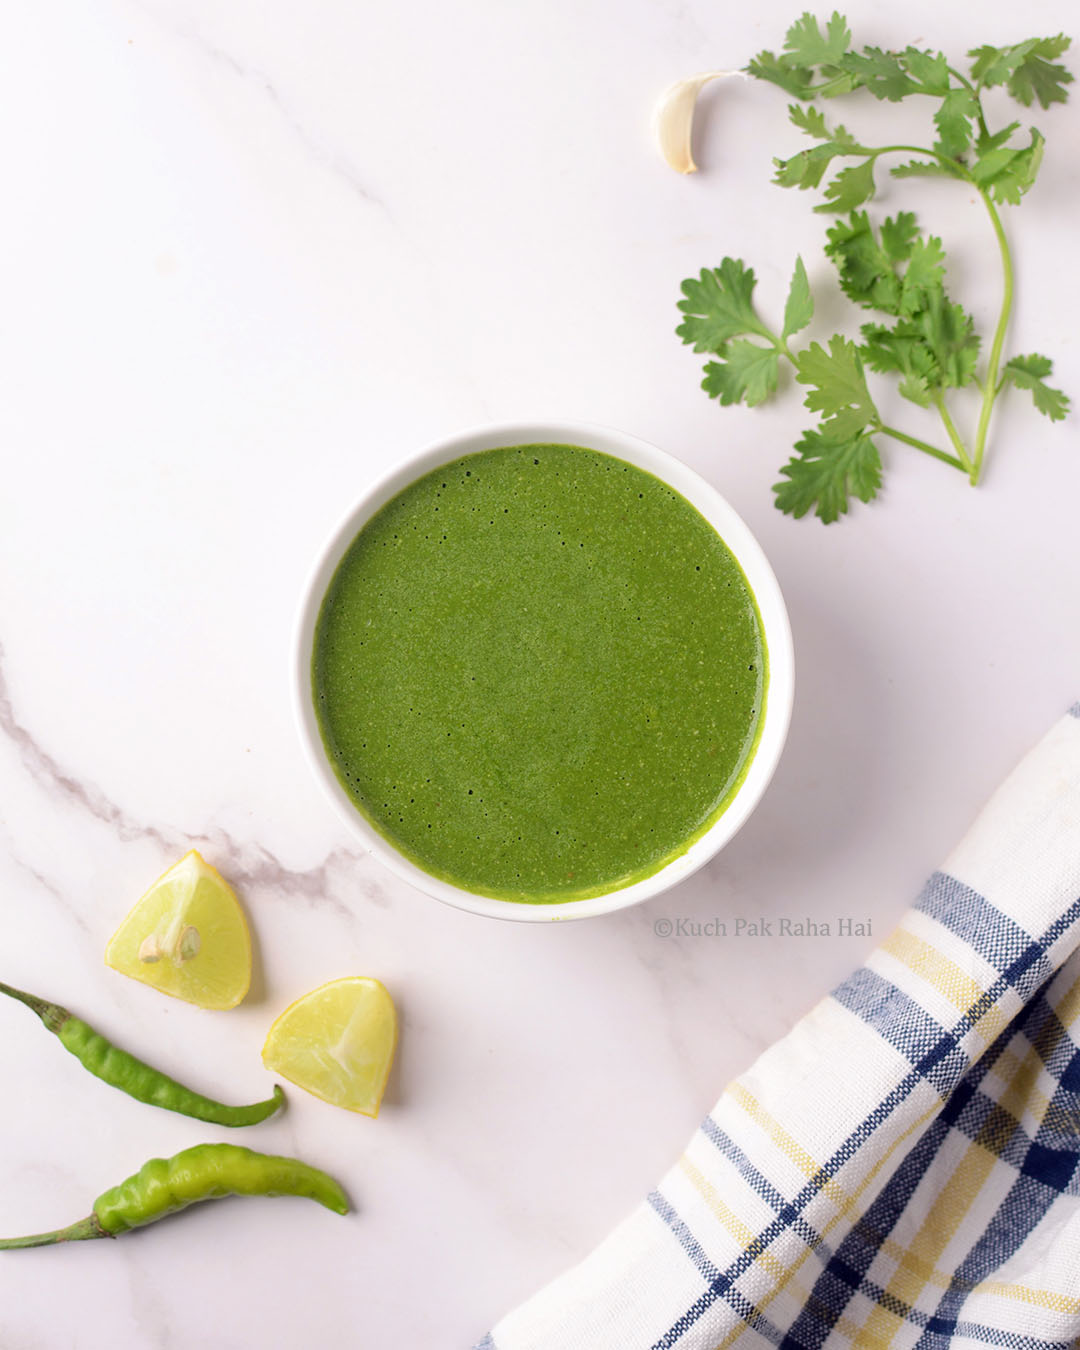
top-left (0, 1143), bottom-right (350, 1248)
top-left (0, 981), bottom-right (284, 1126)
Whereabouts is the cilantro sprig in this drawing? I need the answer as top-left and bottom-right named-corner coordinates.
top-left (678, 15), bottom-right (1071, 522)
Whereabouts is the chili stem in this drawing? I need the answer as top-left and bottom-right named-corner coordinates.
top-left (0, 1216), bottom-right (107, 1249)
top-left (0, 981), bottom-right (67, 1034)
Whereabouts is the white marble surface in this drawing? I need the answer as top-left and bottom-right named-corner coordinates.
top-left (2, 2), bottom-right (1079, 1346)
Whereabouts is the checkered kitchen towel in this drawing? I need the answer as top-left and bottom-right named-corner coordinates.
top-left (477, 707), bottom-right (1080, 1349)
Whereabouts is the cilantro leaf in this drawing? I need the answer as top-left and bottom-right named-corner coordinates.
top-left (676, 260), bottom-right (774, 352)
top-left (774, 141), bottom-right (846, 190)
top-left (825, 211), bottom-right (900, 312)
top-left (890, 159), bottom-right (964, 179)
top-left (782, 256), bottom-right (814, 339)
top-left (783, 11), bottom-right (852, 67)
top-left (976, 120), bottom-right (1021, 153)
top-left (902, 46), bottom-right (950, 95)
top-left (748, 14), bottom-right (859, 100)
top-left (859, 323), bottom-right (937, 406)
top-left (971, 128), bottom-right (1045, 204)
top-left (679, 16), bottom-right (1070, 521)
top-left (859, 294), bottom-right (978, 403)
top-left (934, 88), bottom-right (978, 158)
top-left (819, 213), bottom-right (963, 392)
top-left (907, 291), bottom-right (980, 388)
top-left (839, 46), bottom-right (918, 100)
top-left (879, 212), bottom-right (919, 261)
top-left (900, 236), bottom-right (946, 316)
top-left (788, 103), bottom-right (830, 138)
top-left (970, 36), bottom-right (1073, 108)
top-left (824, 210), bottom-right (918, 314)
top-left (773, 426), bottom-right (882, 522)
top-left (747, 49), bottom-right (814, 98)
top-left (1008, 36), bottom-right (1073, 108)
top-left (816, 70), bottom-right (860, 99)
top-left (795, 334), bottom-right (878, 437)
top-left (814, 156), bottom-right (876, 212)
top-left (1003, 354), bottom-right (1070, 419)
top-left (969, 41), bottom-right (1032, 88)
top-left (702, 342), bottom-right (780, 407)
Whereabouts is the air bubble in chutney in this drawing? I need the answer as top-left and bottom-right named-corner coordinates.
top-left (312, 443), bottom-right (767, 902)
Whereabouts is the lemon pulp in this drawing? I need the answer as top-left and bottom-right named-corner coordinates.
top-left (104, 850), bottom-right (252, 1011)
top-left (262, 977), bottom-right (397, 1117)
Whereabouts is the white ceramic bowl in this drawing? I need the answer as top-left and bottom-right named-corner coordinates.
top-left (295, 421), bottom-right (793, 921)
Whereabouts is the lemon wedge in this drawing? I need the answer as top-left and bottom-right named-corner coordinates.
top-left (105, 850), bottom-right (252, 1010)
top-left (262, 977), bottom-right (398, 1117)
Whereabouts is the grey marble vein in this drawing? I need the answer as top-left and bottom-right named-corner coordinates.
top-left (0, 641), bottom-right (172, 849)
top-left (207, 838), bottom-right (381, 921)
top-left (136, 2), bottom-right (385, 214)
top-left (0, 642), bottom-right (374, 917)
top-left (129, 0), bottom-right (496, 422)
top-left (0, 827), bottom-right (93, 936)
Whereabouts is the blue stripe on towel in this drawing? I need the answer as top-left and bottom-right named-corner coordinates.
top-left (652, 904), bottom-right (1080, 1349)
top-left (772, 969), bottom-right (1076, 1348)
top-left (832, 966), bottom-right (968, 1093)
top-left (916, 872), bottom-right (1056, 995)
top-left (951, 1330), bottom-right (1076, 1350)
top-left (646, 1192), bottom-right (720, 1284)
top-left (699, 1116), bottom-right (832, 1262)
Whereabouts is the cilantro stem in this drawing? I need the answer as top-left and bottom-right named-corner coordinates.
top-left (945, 66), bottom-right (975, 93)
top-left (970, 189), bottom-right (1014, 484)
top-left (861, 143), bottom-right (973, 180)
top-left (931, 393), bottom-right (974, 474)
top-left (874, 423), bottom-right (966, 472)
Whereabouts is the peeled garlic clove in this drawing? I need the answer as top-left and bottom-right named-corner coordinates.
top-left (654, 70), bottom-right (745, 174)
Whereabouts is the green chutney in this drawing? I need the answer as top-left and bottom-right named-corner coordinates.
top-left (312, 444), bottom-right (766, 903)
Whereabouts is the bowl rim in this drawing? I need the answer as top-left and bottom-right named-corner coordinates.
top-left (293, 420), bottom-right (794, 922)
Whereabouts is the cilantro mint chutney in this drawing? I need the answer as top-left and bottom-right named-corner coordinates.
top-left (311, 443), bottom-right (767, 904)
